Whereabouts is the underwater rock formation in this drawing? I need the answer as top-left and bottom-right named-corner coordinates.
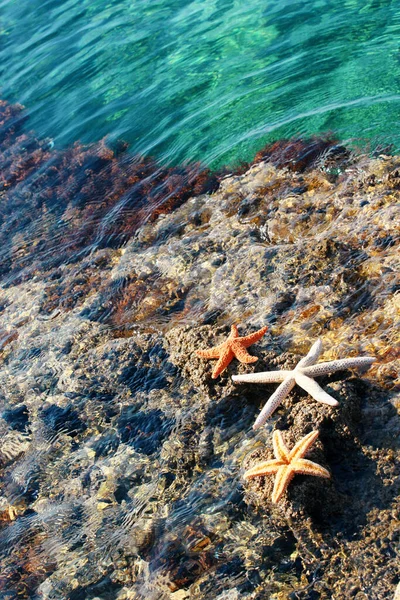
top-left (0, 100), bottom-right (399, 599)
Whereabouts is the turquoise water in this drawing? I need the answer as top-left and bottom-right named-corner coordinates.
top-left (1, 0), bottom-right (400, 168)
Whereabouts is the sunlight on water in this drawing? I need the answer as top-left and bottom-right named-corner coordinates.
top-left (0, 1), bottom-right (399, 598)
top-left (1, 0), bottom-right (400, 167)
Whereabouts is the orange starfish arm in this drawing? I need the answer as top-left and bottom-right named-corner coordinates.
top-left (230, 341), bottom-right (259, 364)
top-left (292, 458), bottom-right (330, 479)
top-left (239, 326), bottom-right (268, 348)
top-left (243, 458), bottom-right (284, 479)
top-left (289, 430), bottom-right (319, 461)
top-left (271, 465), bottom-right (295, 503)
top-left (272, 430), bottom-right (290, 462)
top-left (212, 348), bottom-right (234, 378)
top-left (196, 347), bottom-right (222, 359)
top-left (229, 324), bottom-right (240, 338)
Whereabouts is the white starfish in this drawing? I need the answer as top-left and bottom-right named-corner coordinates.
top-left (232, 339), bottom-right (375, 429)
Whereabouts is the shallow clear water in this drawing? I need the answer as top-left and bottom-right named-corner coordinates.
top-left (1, 0), bottom-right (400, 168)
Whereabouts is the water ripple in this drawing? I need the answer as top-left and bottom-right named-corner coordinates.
top-left (1, 0), bottom-right (400, 167)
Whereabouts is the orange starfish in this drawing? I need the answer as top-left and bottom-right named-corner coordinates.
top-left (244, 430), bottom-right (330, 503)
top-left (196, 324), bottom-right (268, 379)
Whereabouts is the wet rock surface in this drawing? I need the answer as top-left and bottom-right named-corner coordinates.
top-left (0, 101), bottom-right (399, 599)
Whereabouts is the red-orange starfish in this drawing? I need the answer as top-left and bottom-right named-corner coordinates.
top-left (196, 324), bottom-right (268, 379)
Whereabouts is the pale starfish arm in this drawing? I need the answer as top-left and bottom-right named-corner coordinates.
top-left (295, 373), bottom-right (339, 406)
top-left (296, 339), bottom-right (323, 368)
top-left (289, 430), bottom-right (319, 461)
top-left (273, 430), bottom-right (290, 462)
top-left (238, 326), bottom-right (268, 348)
top-left (292, 458), bottom-right (330, 479)
top-left (196, 347), bottom-right (221, 359)
top-left (271, 465), bottom-right (295, 503)
top-left (304, 356), bottom-right (376, 377)
top-left (253, 377), bottom-right (296, 429)
top-left (232, 370), bottom-right (292, 383)
top-left (243, 458), bottom-right (285, 479)
top-left (230, 341), bottom-right (258, 364)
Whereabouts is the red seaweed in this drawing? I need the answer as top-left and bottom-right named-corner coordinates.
top-left (0, 100), bottom-right (219, 282)
top-left (0, 100), bottom-right (351, 286)
top-left (253, 136), bottom-right (350, 172)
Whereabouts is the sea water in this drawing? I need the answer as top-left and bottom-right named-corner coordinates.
top-left (1, 0), bottom-right (400, 168)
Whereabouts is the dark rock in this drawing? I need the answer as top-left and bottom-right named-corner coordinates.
top-left (91, 433), bottom-right (120, 458)
top-left (40, 404), bottom-right (87, 437)
top-left (2, 404), bottom-right (29, 432)
top-left (117, 407), bottom-right (174, 455)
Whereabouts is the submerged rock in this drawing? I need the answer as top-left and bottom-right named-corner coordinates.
top-left (0, 101), bottom-right (398, 599)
